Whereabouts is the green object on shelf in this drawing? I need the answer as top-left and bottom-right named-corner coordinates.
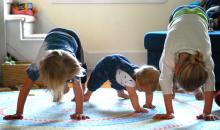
top-left (4, 56), bottom-right (16, 65)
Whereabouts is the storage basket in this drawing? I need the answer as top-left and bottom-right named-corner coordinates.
top-left (1, 62), bottom-right (44, 88)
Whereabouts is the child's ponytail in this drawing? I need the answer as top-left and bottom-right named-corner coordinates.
top-left (176, 51), bottom-right (208, 91)
top-left (190, 51), bottom-right (204, 65)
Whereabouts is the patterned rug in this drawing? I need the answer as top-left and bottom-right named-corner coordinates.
top-left (0, 88), bottom-right (219, 130)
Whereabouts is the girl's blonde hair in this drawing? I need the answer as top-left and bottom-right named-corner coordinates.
top-left (135, 65), bottom-right (160, 91)
top-left (39, 50), bottom-right (84, 102)
top-left (176, 51), bottom-right (208, 92)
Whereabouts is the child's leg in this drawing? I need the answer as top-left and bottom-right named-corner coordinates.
top-left (110, 80), bottom-right (129, 99)
top-left (172, 83), bottom-right (176, 99)
top-left (194, 88), bottom-right (204, 100)
top-left (173, 82), bottom-right (185, 99)
top-left (84, 90), bottom-right (93, 102)
top-left (64, 83), bottom-right (70, 94)
top-left (52, 84), bottom-right (68, 102)
top-left (117, 90), bottom-right (129, 99)
top-left (82, 83), bottom-right (86, 93)
top-left (53, 91), bottom-right (62, 102)
top-left (215, 90), bottom-right (220, 107)
top-left (80, 63), bottom-right (88, 93)
top-left (83, 69), bottom-right (107, 102)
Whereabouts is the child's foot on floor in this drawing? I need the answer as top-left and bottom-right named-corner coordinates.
top-left (176, 87), bottom-right (185, 93)
top-left (117, 90), bottom-right (129, 99)
top-left (84, 91), bottom-right (92, 102)
top-left (53, 92), bottom-right (62, 102)
top-left (64, 84), bottom-right (70, 94)
top-left (172, 86), bottom-right (186, 99)
top-left (194, 88), bottom-right (204, 100)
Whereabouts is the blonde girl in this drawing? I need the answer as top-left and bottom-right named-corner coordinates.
top-left (154, 5), bottom-right (219, 121)
top-left (3, 28), bottom-right (89, 120)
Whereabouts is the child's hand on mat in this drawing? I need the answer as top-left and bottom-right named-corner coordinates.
top-left (153, 113), bottom-right (174, 120)
top-left (3, 114), bottom-right (23, 120)
top-left (70, 113), bottom-right (90, 120)
top-left (143, 104), bottom-right (156, 109)
top-left (135, 108), bottom-right (148, 113)
top-left (197, 113), bottom-right (219, 121)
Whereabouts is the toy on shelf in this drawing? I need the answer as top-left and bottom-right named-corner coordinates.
top-left (10, 2), bottom-right (37, 16)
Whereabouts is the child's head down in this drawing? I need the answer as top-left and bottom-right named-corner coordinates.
top-left (39, 50), bottom-right (84, 100)
top-left (175, 51), bottom-right (208, 92)
top-left (134, 65), bottom-right (160, 93)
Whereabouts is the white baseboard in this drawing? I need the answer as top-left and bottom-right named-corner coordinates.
top-left (85, 51), bottom-right (147, 71)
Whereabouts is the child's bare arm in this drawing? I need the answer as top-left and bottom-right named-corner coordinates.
top-left (164, 94), bottom-right (174, 115)
top-left (74, 80), bottom-right (84, 114)
top-left (153, 94), bottom-right (174, 120)
top-left (126, 86), bottom-right (147, 113)
top-left (3, 78), bottom-right (33, 120)
top-left (143, 92), bottom-right (155, 109)
top-left (70, 80), bottom-right (89, 120)
top-left (197, 91), bottom-right (219, 121)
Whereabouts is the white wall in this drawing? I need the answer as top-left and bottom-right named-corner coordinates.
top-left (30, 0), bottom-right (193, 68)
top-left (31, 0), bottom-right (193, 52)
top-left (4, 0), bottom-right (194, 69)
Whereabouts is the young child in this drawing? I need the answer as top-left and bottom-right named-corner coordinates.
top-left (153, 5), bottom-right (219, 121)
top-left (3, 28), bottom-right (89, 120)
top-left (84, 54), bottom-right (160, 112)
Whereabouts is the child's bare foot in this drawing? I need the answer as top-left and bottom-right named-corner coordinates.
top-left (53, 92), bottom-right (62, 102)
top-left (176, 87), bottom-right (185, 93)
top-left (172, 92), bottom-right (175, 99)
top-left (64, 84), bottom-right (70, 94)
top-left (84, 91), bottom-right (92, 102)
top-left (71, 98), bottom-right (75, 102)
top-left (172, 85), bottom-right (186, 99)
top-left (117, 90), bottom-right (129, 99)
top-left (194, 88), bottom-right (204, 100)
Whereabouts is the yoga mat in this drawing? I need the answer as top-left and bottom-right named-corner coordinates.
top-left (0, 88), bottom-right (219, 130)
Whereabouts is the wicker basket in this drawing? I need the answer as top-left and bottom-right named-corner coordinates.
top-left (1, 62), bottom-right (44, 88)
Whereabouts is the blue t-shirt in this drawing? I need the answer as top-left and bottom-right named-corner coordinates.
top-left (26, 28), bottom-right (79, 81)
